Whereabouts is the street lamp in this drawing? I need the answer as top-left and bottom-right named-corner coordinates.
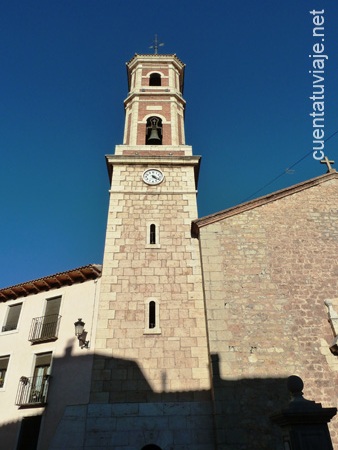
top-left (74, 318), bottom-right (89, 349)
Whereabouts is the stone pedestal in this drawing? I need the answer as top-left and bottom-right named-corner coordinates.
top-left (271, 375), bottom-right (337, 450)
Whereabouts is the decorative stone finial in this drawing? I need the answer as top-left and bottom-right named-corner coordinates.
top-left (286, 375), bottom-right (318, 411)
top-left (287, 375), bottom-right (304, 398)
top-left (271, 375), bottom-right (337, 448)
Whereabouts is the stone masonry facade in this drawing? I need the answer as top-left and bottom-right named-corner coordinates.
top-left (92, 160), bottom-right (211, 398)
top-left (195, 174), bottom-right (338, 449)
top-left (84, 156), bottom-right (215, 449)
top-left (49, 402), bottom-right (214, 450)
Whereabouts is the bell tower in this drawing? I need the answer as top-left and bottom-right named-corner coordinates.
top-left (89, 54), bottom-right (215, 449)
top-left (122, 53), bottom-right (186, 148)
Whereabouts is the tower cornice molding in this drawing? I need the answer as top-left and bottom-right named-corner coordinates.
top-left (108, 189), bottom-right (198, 195)
top-left (106, 154), bottom-right (201, 185)
top-left (126, 53), bottom-right (185, 70)
top-left (124, 90), bottom-right (186, 107)
top-left (106, 154), bottom-right (200, 166)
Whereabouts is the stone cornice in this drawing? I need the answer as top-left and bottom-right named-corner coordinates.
top-left (124, 90), bottom-right (186, 107)
top-left (106, 153), bottom-right (199, 166)
top-left (126, 54), bottom-right (185, 69)
top-left (105, 154), bottom-right (201, 186)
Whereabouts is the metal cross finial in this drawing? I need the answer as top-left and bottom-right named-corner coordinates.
top-left (320, 156), bottom-right (335, 173)
top-left (149, 34), bottom-right (164, 54)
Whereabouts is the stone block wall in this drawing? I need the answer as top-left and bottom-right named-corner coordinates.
top-left (198, 176), bottom-right (338, 449)
top-left (49, 401), bottom-right (215, 450)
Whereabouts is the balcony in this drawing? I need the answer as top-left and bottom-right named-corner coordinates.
top-left (28, 314), bottom-right (61, 343)
top-left (15, 375), bottom-right (50, 407)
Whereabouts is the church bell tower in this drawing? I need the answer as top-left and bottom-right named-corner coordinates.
top-left (90, 54), bottom-right (214, 449)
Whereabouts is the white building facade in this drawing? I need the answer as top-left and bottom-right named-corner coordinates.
top-left (0, 265), bottom-right (101, 449)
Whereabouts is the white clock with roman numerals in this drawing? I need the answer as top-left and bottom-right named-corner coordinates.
top-left (142, 169), bottom-right (164, 185)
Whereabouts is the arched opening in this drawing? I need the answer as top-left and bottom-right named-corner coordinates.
top-left (149, 73), bottom-right (161, 86)
top-left (150, 224), bottom-right (156, 245)
top-left (142, 445), bottom-right (162, 450)
top-left (146, 117), bottom-right (162, 145)
top-left (149, 301), bottom-right (156, 329)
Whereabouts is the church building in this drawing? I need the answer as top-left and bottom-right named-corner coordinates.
top-left (1, 53), bottom-right (338, 450)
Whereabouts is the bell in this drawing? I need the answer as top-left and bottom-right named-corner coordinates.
top-left (147, 127), bottom-right (161, 144)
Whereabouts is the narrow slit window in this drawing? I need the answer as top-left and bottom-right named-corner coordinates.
top-left (150, 224), bottom-right (156, 244)
top-left (149, 301), bottom-right (156, 329)
top-left (144, 298), bottom-right (161, 334)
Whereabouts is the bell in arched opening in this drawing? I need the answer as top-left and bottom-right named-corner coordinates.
top-left (146, 117), bottom-right (162, 145)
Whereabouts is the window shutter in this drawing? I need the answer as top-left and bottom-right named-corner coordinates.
top-left (45, 297), bottom-right (61, 317)
top-left (4, 304), bottom-right (22, 331)
top-left (35, 353), bottom-right (52, 367)
top-left (0, 356), bottom-right (9, 370)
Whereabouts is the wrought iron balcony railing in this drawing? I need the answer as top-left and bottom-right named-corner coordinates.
top-left (15, 375), bottom-right (50, 406)
top-left (28, 314), bottom-right (61, 343)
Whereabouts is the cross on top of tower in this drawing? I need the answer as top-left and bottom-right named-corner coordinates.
top-left (149, 34), bottom-right (164, 54)
top-left (320, 156), bottom-right (336, 173)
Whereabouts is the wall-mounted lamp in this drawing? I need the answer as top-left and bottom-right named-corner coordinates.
top-left (74, 318), bottom-right (89, 349)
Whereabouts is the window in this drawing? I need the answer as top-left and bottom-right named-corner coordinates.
top-left (146, 221), bottom-right (160, 248)
top-left (16, 352), bottom-right (52, 406)
top-left (144, 298), bottom-right (161, 334)
top-left (0, 355), bottom-right (9, 387)
top-left (30, 353), bottom-right (52, 403)
top-left (149, 301), bottom-right (156, 328)
top-left (146, 117), bottom-right (162, 145)
top-left (2, 303), bottom-right (22, 332)
top-left (41, 296), bottom-right (61, 339)
top-left (149, 73), bottom-right (161, 86)
top-left (150, 224), bottom-right (156, 244)
top-left (29, 296), bottom-right (61, 343)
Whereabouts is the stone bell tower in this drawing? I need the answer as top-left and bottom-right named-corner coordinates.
top-left (89, 54), bottom-right (215, 449)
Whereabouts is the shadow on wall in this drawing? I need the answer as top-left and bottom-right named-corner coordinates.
top-left (0, 347), bottom-right (297, 450)
top-left (89, 350), bottom-right (290, 449)
top-left (211, 353), bottom-right (290, 449)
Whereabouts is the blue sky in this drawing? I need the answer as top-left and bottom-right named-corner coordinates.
top-left (1, 0), bottom-right (338, 287)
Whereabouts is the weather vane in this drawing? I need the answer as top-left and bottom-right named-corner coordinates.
top-left (149, 34), bottom-right (164, 54)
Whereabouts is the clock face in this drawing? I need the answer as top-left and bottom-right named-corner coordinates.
top-left (142, 169), bottom-right (164, 185)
